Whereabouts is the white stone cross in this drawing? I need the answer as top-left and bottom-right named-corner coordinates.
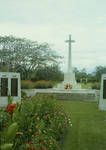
top-left (65, 34), bottom-right (75, 73)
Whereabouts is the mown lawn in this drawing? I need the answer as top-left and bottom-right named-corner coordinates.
top-left (59, 100), bottom-right (106, 150)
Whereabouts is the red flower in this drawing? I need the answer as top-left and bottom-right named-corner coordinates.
top-left (6, 103), bottom-right (16, 114)
top-left (27, 141), bottom-right (33, 145)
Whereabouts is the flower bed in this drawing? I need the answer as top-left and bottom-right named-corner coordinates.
top-left (0, 95), bottom-right (71, 150)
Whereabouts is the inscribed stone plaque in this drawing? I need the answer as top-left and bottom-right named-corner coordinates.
top-left (1, 78), bottom-right (8, 96)
top-left (11, 78), bottom-right (18, 96)
top-left (103, 80), bottom-right (106, 99)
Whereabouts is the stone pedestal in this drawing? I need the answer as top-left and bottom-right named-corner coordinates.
top-left (57, 71), bottom-right (81, 89)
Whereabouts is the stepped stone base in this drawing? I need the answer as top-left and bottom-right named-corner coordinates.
top-left (22, 89), bottom-right (100, 101)
top-left (57, 72), bottom-right (81, 89)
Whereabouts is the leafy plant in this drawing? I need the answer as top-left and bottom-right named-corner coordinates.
top-left (0, 122), bottom-right (18, 150)
top-left (8, 95), bottom-right (13, 105)
top-left (0, 95), bottom-right (71, 150)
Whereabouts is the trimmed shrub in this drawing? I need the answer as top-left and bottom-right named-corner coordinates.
top-left (34, 80), bottom-right (53, 89)
top-left (21, 80), bottom-right (34, 89)
top-left (21, 80), bottom-right (54, 89)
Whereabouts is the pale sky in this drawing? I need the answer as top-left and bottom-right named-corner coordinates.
top-left (0, 0), bottom-right (106, 72)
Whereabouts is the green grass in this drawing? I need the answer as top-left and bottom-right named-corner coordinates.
top-left (59, 101), bottom-right (106, 150)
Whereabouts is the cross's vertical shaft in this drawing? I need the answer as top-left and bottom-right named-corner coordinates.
top-left (65, 34), bottom-right (75, 73)
top-left (68, 35), bottom-right (72, 72)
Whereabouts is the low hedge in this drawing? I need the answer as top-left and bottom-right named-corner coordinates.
top-left (34, 80), bottom-right (53, 89)
top-left (0, 95), bottom-right (71, 150)
top-left (21, 80), bottom-right (34, 89)
top-left (21, 80), bottom-right (54, 89)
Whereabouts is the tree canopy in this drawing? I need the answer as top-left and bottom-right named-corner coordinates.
top-left (0, 35), bottom-right (61, 79)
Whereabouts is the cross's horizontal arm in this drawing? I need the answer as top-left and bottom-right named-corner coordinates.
top-left (65, 40), bottom-right (75, 43)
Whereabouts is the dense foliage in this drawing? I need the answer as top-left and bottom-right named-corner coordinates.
top-left (31, 65), bottom-right (63, 82)
top-left (0, 95), bottom-right (71, 150)
top-left (74, 66), bottom-right (106, 83)
top-left (0, 35), bottom-right (62, 81)
top-left (93, 66), bottom-right (106, 81)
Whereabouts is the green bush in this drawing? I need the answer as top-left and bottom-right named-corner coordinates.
top-left (34, 80), bottom-right (53, 89)
top-left (21, 80), bottom-right (34, 89)
top-left (0, 95), bottom-right (71, 150)
top-left (91, 82), bottom-right (100, 90)
top-left (21, 80), bottom-right (54, 89)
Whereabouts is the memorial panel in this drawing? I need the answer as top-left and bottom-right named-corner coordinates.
top-left (103, 80), bottom-right (106, 99)
top-left (11, 78), bottom-right (18, 96)
top-left (1, 78), bottom-right (8, 96)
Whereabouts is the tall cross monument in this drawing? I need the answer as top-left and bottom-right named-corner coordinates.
top-left (65, 34), bottom-right (75, 73)
top-left (57, 34), bottom-right (80, 89)
top-left (63, 34), bottom-right (80, 89)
